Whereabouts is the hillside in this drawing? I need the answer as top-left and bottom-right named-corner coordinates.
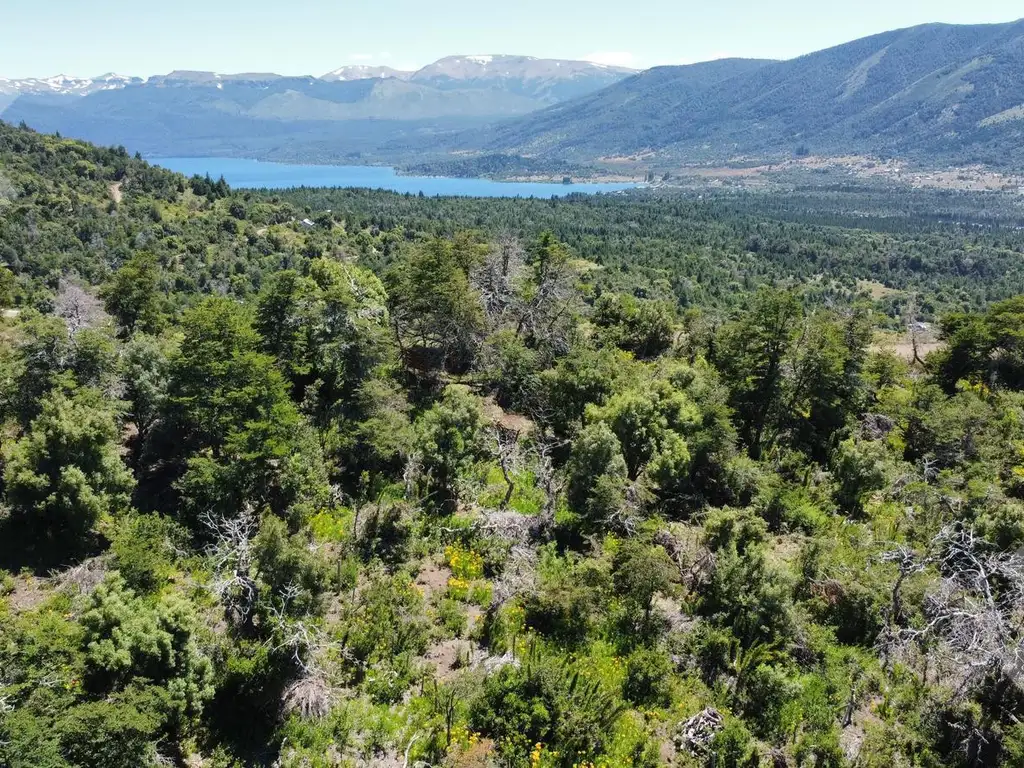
top-left (0, 56), bottom-right (634, 163)
top-left (5, 120), bottom-right (1024, 768)
top-left (479, 20), bottom-right (1024, 167)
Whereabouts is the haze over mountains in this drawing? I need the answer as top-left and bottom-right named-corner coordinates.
top-left (0, 55), bottom-right (635, 163)
top-left (4, 20), bottom-right (1024, 171)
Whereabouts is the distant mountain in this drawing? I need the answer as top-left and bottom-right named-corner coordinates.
top-left (317, 55), bottom-right (635, 102)
top-left (146, 71), bottom-right (289, 84)
top-left (0, 72), bottom-right (143, 96)
top-left (0, 77), bottom-right (508, 162)
top-left (0, 56), bottom-right (636, 163)
top-left (476, 20), bottom-right (1024, 167)
top-left (0, 73), bottom-right (145, 117)
top-left (408, 55), bottom-right (635, 102)
top-left (321, 65), bottom-right (411, 82)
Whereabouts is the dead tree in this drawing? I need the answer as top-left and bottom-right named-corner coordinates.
top-left (266, 584), bottom-right (323, 674)
top-left (880, 545), bottom-right (931, 630)
top-left (472, 233), bottom-right (525, 324)
top-left (0, 172), bottom-right (16, 206)
top-left (493, 426), bottom-right (521, 510)
top-left (512, 245), bottom-right (580, 357)
top-left (266, 584), bottom-right (336, 721)
top-left (54, 278), bottom-right (107, 337)
top-left (882, 525), bottom-right (1024, 695)
top-left (203, 506), bottom-right (260, 628)
top-left (533, 436), bottom-right (564, 538)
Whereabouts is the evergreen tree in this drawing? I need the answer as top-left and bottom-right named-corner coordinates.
top-left (3, 385), bottom-right (133, 565)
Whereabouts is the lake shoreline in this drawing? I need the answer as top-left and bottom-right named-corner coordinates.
top-left (148, 157), bottom-right (641, 198)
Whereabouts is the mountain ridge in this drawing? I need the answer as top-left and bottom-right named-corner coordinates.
top-left (472, 20), bottom-right (1024, 167)
top-left (0, 55), bottom-right (636, 163)
top-left (6, 23), bottom-right (1024, 170)
top-left (0, 54), bottom-right (634, 92)
top-left (0, 55), bottom-right (635, 164)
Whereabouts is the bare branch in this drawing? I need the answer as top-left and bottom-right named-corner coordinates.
top-left (493, 426), bottom-right (521, 510)
top-left (203, 506), bottom-right (260, 627)
top-left (882, 525), bottom-right (1024, 694)
top-left (54, 278), bottom-right (107, 337)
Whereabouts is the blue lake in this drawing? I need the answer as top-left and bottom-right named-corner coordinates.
top-left (149, 157), bottom-right (640, 198)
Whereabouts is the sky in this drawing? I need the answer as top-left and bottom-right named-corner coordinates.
top-left (0, 0), bottom-right (1021, 78)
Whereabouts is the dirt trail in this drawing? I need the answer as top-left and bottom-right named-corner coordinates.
top-left (108, 181), bottom-right (123, 204)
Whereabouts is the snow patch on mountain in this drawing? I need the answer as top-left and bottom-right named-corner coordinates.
top-left (321, 65), bottom-right (411, 82)
top-left (0, 72), bottom-right (145, 96)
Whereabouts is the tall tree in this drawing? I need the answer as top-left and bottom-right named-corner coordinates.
top-left (714, 288), bottom-right (802, 459)
top-left (101, 252), bottom-right (165, 336)
top-left (143, 297), bottom-right (328, 524)
top-left (413, 386), bottom-right (488, 513)
top-left (387, 237), bottom-right (486, 373)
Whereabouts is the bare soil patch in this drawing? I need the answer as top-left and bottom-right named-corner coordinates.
top-left (415, 559), bottom-right (452, 600)
top-left (424, 638), bottom-right (475, 682)
top-left (5, 573), bottom-right (51, 612)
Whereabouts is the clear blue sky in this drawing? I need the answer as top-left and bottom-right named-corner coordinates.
top-left (1, 0), bottom-right (1020, 78)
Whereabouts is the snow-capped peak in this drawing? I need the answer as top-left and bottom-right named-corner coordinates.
top-left (0, 72), bottom-right (144, 96)
top-left (320, 64), bottom-right (412, 82)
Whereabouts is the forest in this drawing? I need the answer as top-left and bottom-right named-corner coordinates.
top-left (2, 121), bottom-right (1024, 768)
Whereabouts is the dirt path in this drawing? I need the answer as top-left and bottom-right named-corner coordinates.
top-left (108, 181), bottom-right (123, 204)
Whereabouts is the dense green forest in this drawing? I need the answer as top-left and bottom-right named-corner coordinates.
top-left (272, 184), bottom-right (1024, 319)
top-left (3, 121), bottom-right (1024, 768)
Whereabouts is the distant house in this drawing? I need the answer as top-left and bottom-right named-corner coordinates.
top-left (300, 218), bottom-right (315, 228)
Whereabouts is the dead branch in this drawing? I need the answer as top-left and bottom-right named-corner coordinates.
top-left (203, 506), bottom-right (260, 627)
top-left (493, 426), bottom-right (521, 510)
top-left (882, 525), bottom-right (1024, 694)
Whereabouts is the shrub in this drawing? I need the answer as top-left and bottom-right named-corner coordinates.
top-left (623, 647), bottom-right (673, 708)
top-left (109, 514), bottom-right (181, 593)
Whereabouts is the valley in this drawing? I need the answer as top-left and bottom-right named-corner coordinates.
top-left (6, 21), bottom-right (1024, 181)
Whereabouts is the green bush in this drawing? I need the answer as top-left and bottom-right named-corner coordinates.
top-left (109, 514), bottom-right (181, 593)
top-left (623, 647), bottom-right (673, 708)
top-left (471, 648), bottom-right (627, 767)
top-left (435, 597), bottom-right (468, 638)
top-left (710, 718), bottom-right (757, 768)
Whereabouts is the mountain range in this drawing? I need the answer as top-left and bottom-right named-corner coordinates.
top-left (0, 73), bottom-right (144, 113)
top-left (0, 56), bottom-right (635, 163)
top-left (4, 21), bottom-right (1024, 171)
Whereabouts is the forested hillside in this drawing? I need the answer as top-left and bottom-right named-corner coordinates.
top-left (479, 20), bottom-right (1024, 167)
top-left (4, 122), bottom-right (1024, 768)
